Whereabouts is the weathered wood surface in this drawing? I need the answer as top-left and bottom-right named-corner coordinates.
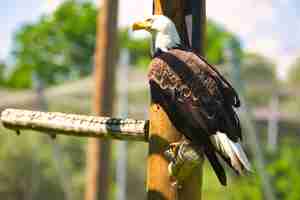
top-left (147, 104), bottom-right (204, 200)
top-left (147, 104), bottom-right (182, 200)
top-left (1, 109), bottom-right (148, 141)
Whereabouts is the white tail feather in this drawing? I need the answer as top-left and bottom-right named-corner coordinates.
top-left (231, 142), bottom-right (251, 171)
top-left (210, 132), bottom-right (251, 174)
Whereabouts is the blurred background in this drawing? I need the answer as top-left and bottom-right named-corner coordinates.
top-left (0, 0), bottom-right (299, 199)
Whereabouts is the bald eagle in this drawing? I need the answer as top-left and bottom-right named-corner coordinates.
top-left (132, 15), bottom-right (251, 185)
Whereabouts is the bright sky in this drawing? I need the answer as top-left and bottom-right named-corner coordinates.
top-left (0, 0), bottom-right (299, 79)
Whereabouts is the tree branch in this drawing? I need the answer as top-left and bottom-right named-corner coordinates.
top-left (1, 109), bottom-right (148, 142)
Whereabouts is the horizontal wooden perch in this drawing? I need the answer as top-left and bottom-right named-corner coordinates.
top-left (1, 109), bottom-right (148, 142)
top-left (1, 108), bottom-right (204, 185)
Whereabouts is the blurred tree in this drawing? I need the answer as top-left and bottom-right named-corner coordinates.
top-left (0, 128), bottom-right (86, 200)
top-left (241, 53), bottom-right (277, 84)
top-left (8, 0), bottom-right (97, 88)
top-left (278, 56), bottom-right (300, 114)
top-left (206, 20), bottom-right (242, 65)
top-left (287, 56), bottom-right (300, 86)
top-left (268, 139), bottom-right (300, 200)
top-left (240, 53), bottom-right (278, 105)
top-left (119, 28), bottom-right (151, 67)
top-left (229, 139), bottom-right (300, 200)
top-left (0, 62), bottom-right (6, 85)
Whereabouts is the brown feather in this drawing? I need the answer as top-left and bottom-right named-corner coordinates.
top-left (149, 48), bottom-right (241, 140)
top-left (148, 48), bottom-right (243, 185)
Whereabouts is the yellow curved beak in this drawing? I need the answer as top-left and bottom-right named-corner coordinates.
top-left (132, 21), bottom-right (152, 31)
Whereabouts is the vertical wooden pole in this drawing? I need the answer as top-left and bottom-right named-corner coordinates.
top-left (147, 1), bottom-right (206, 200)
top-left (191, 0), bottom-right (206, 55)
top-left (148, 104), bottom-right (182, 200)
top-left (85, 0), bottom-right (118, 200)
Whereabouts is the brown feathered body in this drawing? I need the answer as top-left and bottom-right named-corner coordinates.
top-left (148, 48), bottom-right (243, 185)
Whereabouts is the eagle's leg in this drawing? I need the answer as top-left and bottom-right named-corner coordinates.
top-left (164, 139), bottom-right (204, 188)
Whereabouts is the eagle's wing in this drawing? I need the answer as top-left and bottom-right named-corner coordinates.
top-left (148, 49), bottom-right (250, 185)
top-left (196, 54), bottom-right (241, 107)
top-left (149, 49), bottom-right (241, 141)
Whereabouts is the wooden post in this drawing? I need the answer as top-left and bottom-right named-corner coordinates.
top-left (85, 0), bottom-right (119, 200)
top-left (148, 104), bottom-right (182, 200)
top-left (147, 1), bottom-right (205, 200)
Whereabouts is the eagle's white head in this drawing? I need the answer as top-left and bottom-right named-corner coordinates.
top-left (132, 15), bottom-right (181, 52)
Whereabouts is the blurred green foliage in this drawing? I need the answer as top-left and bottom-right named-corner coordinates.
top-left (8, 0), bottom-right (97, 88)
top-left (287, 56), bottom-right (300, 86)
top-left (119, 28), bottom-right (151, 67)
top-left (1, 125), bottom-right (296, 200)
top-left (206, 20), bottom-right (243, 65)
top-left (267, 140), bottom-right (300, 200)
top-left (279, 56), bottom-right (300, 113)
top-left (240, 52), bottom-right (278, 106)
top-left (201, 138), bottom-right (300, 200)
top-left (241, 53), bottom-right (277, 84)
top-left (0, 128), bottom-right (86, 200)
top-left (0, 62), bottom-right (6, 86)
top-left (229, 139), bottom-right (300, 200)
top-left (0, 125), bottom-right (147, 200)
